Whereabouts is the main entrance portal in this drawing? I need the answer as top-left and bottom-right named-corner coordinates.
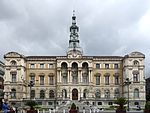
top-left (72, 89), bottom-right (78, 100)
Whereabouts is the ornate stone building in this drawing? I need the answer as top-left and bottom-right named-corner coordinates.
top-left (3, 14), bottom-right (146, 109)
top-left (0, 61), bottom-right (4, 109)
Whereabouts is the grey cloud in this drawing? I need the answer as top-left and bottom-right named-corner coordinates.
top-left (0, 0), bottom-right (150, 77)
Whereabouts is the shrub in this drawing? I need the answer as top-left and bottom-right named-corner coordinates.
top-left (145, 101), bottom-right (150, 110)
top-left (25, 100), bottom-right (38, 110)
top-left (71, 103), bottom-right (76, 109)
top-left (114, 97), bottom-right (127, 110)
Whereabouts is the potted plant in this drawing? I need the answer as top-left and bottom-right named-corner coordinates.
top-left (144, 101), bottom-right (150, 113)
top-left (25, 100), bottom-right (38, 113)
top-left (115, 97), bottom-right (127, 113)
top-left (69, 103), bottom-right (77, 113)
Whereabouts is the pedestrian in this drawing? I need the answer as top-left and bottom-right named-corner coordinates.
top-left (2, 102), bottom-right (9, 113)
top-left (9, 107), bottom-right (15, 113)
top-left (77, 106), bottom-right (79, 113)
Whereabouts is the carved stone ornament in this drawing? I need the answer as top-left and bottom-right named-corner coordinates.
top-left (128, 51), bottom-right (145, 58)
top-left (132, 70), bottom-right (139, 75)
top-left (140, 86), bottom-right (143, 89)
top-left (4, 52), bottom-right (24, 58)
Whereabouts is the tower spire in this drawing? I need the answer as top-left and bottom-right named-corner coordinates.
top-left (67, 11), bottom-right (82, 58)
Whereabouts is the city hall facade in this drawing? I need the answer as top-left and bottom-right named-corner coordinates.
top-left (3, 14), bottom-right (146, 108)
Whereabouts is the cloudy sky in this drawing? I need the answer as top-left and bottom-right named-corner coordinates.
top-left (0, 0), bottom-right (150, 77)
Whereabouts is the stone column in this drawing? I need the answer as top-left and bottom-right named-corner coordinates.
top-left (70, 71), bottom-right (72, 83)
top-left (68, 70), bottom-right (70, 83)
top-left (78, 70), bottom-right (80, 83)
top-left (90, 70), bottom-right (92, 83)
top-left (81, 71), bottom-right (82, 83)
top-left (60, 71), bottom-right (62, 83)
top-left (89, 70), bottom-right (91, 83)
top-left (57, 70), bottom-right (60, 83)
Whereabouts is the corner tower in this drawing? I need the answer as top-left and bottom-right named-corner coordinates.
top-left (67, 11), bottom-right (82, 58)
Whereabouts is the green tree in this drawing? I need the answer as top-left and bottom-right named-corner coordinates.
top-left (115, 97), bottom-right (127, 110)
top-left (25, 100), bottom-right (38, 110)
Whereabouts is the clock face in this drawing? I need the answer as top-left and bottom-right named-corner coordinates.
top-left (73, 52), bottom-right (77, 57)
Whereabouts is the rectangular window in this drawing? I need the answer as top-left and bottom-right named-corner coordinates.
top-left (40, 76), bottom-right (44, 85)
top-left (37, 102), bottom-right (42, 105)
top-left (49, 64), bottom-right (53, 68)
top-left (108, 102), bottom-right (113, 105)
top-left (48, 102), bottom-right (53, 105)
top-left (12, 74), bottom-right (16, 82)
top-left (105, 64), bottom-right (109, 69)
top-left (49, 76), bottom-right (54, 85)
top-left (40, 64), bottom-right (44, 68)
top-left (114, 64), bottom-right (119, 69)
top-left (30, 64), bottom-right (35, 68)
top-left (96, 76), bottom-right (100, 85)
top-left (98, 102), bottom-right (102, 105)
top-left (96, 63), bottom-right (100, 69)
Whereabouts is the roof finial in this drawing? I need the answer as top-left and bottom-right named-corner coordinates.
top-left (73, 10), bottom-right (75, 16)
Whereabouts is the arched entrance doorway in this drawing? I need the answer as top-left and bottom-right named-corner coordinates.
top-left (72, 89), bottom-right (78, 100)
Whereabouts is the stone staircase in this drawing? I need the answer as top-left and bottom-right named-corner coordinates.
top-left (57, 100), bottom-right (92, 112)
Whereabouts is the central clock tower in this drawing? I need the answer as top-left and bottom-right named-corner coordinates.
top-left (67, 11), bottom-right (82, 58)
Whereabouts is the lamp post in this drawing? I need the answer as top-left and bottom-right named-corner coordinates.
top-left (28, 80), bottom-right (34, 100)
top-left (124, 78), bottom-right (131, 111)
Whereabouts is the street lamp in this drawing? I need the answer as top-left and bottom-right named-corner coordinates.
top-left (28, 80), bottom-right (34, 100)
top-left (124, 78), bottom-right (131, 111)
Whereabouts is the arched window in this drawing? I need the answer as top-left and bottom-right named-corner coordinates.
top-left (114, 88), bottom-right (120, 98)
top-left (49, 90), bottom-right (55, 98)
top-left (31, 90), bottom-right (35, 99)
top-left (95, 73), bottom-right (101, 85)
top-left (104, 89), bottom-right (110, 98)
top-left (133, 60), bottom-right (139, 66)
top-left (40, 75), bottom-right (45, 85)
top-left (10, 60), bottom-right (17, 66)
top-left (134, 88), bottom-right (139, 98)
top-left (105, 73), bottom-right (110, 85)
top-left (114, 73), bottom-right (119, 85)
top-left (95, 89), bottom-right (101, 98)
top-left (72, 62), bottom-right (78, 84)
top-left (62, 89), bottom-right (67, 98)
top-left (11, 89), bottom-right (16, 99)
top-left (83, 89), bottom-right (88, 98)
top-left (49, 74), bottom-right (54, 85)
top-left (82, 62), bottom-right (89, 84)
top-left (40, 90), bottom-right (45, 99)
top-left (61, 62), bottom-right (68, 84)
